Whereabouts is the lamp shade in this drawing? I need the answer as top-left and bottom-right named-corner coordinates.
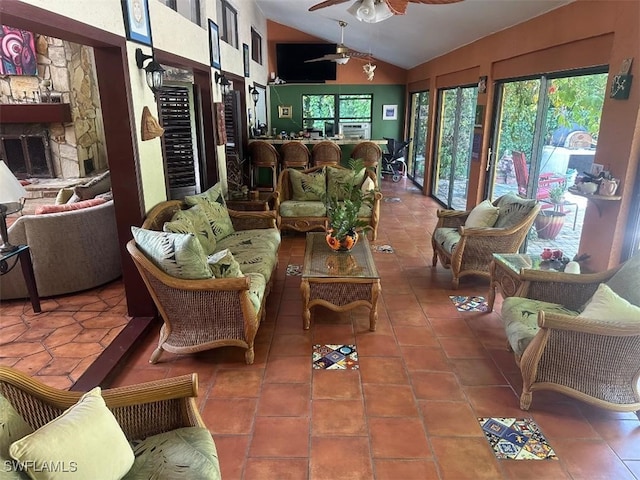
top-left (0, 161), bottom-right (27, 204)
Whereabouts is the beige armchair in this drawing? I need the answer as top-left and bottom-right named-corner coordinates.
top-left (431, 194), bottom-right (540, 288)
top-left (500, 255), bottom-right (640, 417)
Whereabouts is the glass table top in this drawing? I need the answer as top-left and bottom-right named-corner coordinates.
top-left (302, 232), bottom-right (379, 279)
top-left (493, 253), bottom-right (564, 275)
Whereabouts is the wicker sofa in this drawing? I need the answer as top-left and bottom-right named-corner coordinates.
top-left (275, 165), bottom-right (382, 240)
top-left (127, 191), bottom-right (280, 365)
top-left (0, 367), bottom-right (221, 479)
top-left (0, 200), bottom-right (121, 300)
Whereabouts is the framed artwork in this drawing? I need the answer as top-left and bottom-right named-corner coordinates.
top-left (121, 0), bottom-right (152, 46)
top-left (243, 43), bottom-right (250, 77)
top-left (0, 26), bottom-right (36, 75)
top-left (590, 163), bottom-right (604, 176)
top-left (382, 105), bottom-right (397, 120)
top-left (208, 19), bottom-right (221, 70)
top-left (478, 76), bottom-right (487, 94)
top-left (278, 105), bottom-right (292, 118)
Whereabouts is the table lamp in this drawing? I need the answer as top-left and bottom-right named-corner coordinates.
top-left (0, 160), bottom-right (27, 253)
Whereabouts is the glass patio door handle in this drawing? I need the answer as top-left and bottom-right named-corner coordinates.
top-left (486, 147), bottom-right (493, 171)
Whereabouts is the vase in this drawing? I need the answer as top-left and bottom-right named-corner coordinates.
top-left (535, 211), bottom-right (565, 240)
top-left (326, 230), bottom-right (359, 252)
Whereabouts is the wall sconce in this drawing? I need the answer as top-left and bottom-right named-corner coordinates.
top-left (249, 86), bottom-right (259, 106)
top-left (135, 48), bottom-right (165, 94)
top-left (215, 71), bottom-right (231, 95)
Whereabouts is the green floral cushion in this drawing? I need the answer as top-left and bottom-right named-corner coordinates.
top-left (493, 193), bottom-right (537, 229)
top-left (216, 229), bottom-right (281, 253)
top-left (433, 227), bottom-right (460, 254)
top-left (279, 201), bottom-right (327, 218)
top-left (245, 272), bottom-right (267, 313)
top-left (501, 297), bottom-right (579, 356)
top-left (327, 167), bottom-right (365, 201)
top-left (289, 168), bottom-right (326, 201)
top-left (207, 249), bottom-right (243, 278)
top-left (184, 184), bottom-right (234, 241)
top-left (1, 394), bottom-right (33, 480)
top-left (131, 227), bottom-right (212, 280)
top-left (605, 250), bottom-right (640, 307)
top-left (233, 249), bottom-right (277, 283)
top-left (123, 427), bottom-right (220, 480)
top-left (164, 205), bottom-right (216, 255)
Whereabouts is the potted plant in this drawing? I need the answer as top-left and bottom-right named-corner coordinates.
top-left (535, 185), bottom-right (567, 240)
top-left (324, 158), bottom-right (376, 252)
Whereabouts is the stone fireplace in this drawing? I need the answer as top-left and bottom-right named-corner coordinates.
top-left (0, 34), bottom-right (107, 179)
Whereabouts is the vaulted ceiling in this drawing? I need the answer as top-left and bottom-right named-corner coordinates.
top-left (254, 0), bottom-right (573, 69)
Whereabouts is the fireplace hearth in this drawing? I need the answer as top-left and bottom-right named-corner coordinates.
top-left (0, 125), bottom-right (54, 179)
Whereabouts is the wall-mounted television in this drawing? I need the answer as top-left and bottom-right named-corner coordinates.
top-left (276, 43), bottom-right (337, 83)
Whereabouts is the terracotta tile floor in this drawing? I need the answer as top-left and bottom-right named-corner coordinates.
top-left (4, 179), bottom-right (640, 479)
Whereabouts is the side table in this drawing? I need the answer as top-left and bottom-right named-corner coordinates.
top-left (487, 253), bottom-right (564, 311)
top-left (1, 245), bottom-right (41, 312)
top-left (226, 192), bottom-right (274, 212)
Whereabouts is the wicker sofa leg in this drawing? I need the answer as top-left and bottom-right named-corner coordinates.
top-left (149, 345), bottom-right (164, 364)
top-left (451, 276), bottom-right (459, 289)
top-left (245, 345), bottom-right (255, 365)
top-left (432, 251), bottom-right (438, 267)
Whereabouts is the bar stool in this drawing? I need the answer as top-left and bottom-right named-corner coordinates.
top-left (311, 140), bottom-right (342, 167)
top-left (249, 140), bottom-right (279, 191)
top-left (351, 141), bottom-right (382, 174)
top-left (280, 141), bottom-right (310, 171)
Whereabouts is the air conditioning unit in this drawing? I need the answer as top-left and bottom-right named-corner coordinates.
top-left (339, 122), bottom-right (371, 140)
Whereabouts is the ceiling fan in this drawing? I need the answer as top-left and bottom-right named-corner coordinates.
top-left (304, 21), bottom-right (370, 65)
top-left (309, 0), bottom-right (464, 21)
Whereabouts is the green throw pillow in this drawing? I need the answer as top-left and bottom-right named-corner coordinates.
top-left (132, 227), bottom-right (213, 280)
top-left (184, 184), bottom-right (235, 241)
top-left (207, 249), bottom-right (243, 278)
top-left (1, 394), bottom-right (33, 480)
top-left (493, 193), bottom-right (537, 229)
top-left (605, 250), bottom-right (640, 307)
top-left (9, 387), bottom-right (134, 480)
top-left (289, 168), bottom-right (326, 201)
top-left (164, 205), bottom-right (217, 255)
top-left (327, 167), bottom-right (365, 201)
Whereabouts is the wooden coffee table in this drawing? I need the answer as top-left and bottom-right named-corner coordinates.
top-left (300, 232), bottom-right (381, 331)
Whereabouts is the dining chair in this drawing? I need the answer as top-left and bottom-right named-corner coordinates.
top-left (249, 140), bottom-right (279, 191)
top-left (280, 141), bottom-right (310, 171)
top-left (311, 141), bottom-right (342, 167)
top-left (351, 141), bottom-right (382, 174)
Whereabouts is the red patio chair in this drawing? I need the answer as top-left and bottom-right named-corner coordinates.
top-left (512, 151), bottom-right (566, 201)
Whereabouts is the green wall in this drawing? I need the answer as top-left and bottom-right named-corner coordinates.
top-left (269, 84), bottom-right (405, 143)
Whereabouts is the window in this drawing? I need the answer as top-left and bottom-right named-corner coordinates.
top-left (302, 94), bottom-right (372, 132)
top-left (216, 0), bottom-right (238, 48)
top-left (251, 28), bottom-right (262, 65)
top-left (159, 0), bottom-right (201, 26)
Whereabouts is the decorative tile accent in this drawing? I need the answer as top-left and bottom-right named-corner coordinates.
top-left (449, 295), bottom-right (489, 312)
top-left (313, 344), bottom-right (359, 370)
top-left (286, 264), bottom-right (303, 276)
top-left (383, 197), bottom-right (402, 203)
top-left (478, 417), bottom-right (557, 460)
top-left (373, 244), bottom-right (395, 254)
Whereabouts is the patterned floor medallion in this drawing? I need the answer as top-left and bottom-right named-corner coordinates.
top-left (383, 197), bottom-right (402, 203)
top-left (312, 344), bottom-right (359, 369)
top-left (478, 418), bottom-right (558, 460)
top-left (449, 295), bottom-right (489, 312)
top-left (286, 264), bottom-right (302, 276)
top-left (373, 244), bottom-right (395, 253)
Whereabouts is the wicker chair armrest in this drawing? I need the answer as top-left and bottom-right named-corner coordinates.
top-left (518, 267), bottom-right (617, 285)
top-left (436, 208), bottom-right (470, 219)
top-left (435, 209), bottom-right (469, 229)
top-left (458, 226), bottom-right (511, 236)
top-left (538, 311), bottom-right (640, 336)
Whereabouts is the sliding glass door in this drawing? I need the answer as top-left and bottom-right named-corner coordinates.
top-left (432, 85), bottom-right (477, 209)
top-left (487, 70), bottom-right (607, 258)
top-left (406, 91), bottom-right (429, 187)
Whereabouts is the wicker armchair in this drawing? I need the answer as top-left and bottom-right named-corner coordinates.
top-left (432, 195), bottom-right (541, 288)
top-left (500, 266), bottom-right (640, 417)
top-left (0, 367), bottom-right (205, 440)
top-left (127, 200), bottom-right (279, 365)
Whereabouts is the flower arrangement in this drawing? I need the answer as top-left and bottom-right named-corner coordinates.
top-left (324, 158), bottom-right (376, 250)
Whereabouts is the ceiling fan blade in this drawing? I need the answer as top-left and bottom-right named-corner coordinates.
top-left (412, 0), bottom-right (465, 4)
top-left (305, 54), bottom-right (342, 63)
top-left (385, 0), bottom-right (409, 14)
top-left (308, 0), bottom-right (351, 12)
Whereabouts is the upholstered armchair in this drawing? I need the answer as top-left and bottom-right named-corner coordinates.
top-left (500, 252), bottom-right (640, 416)
top-left (432, 193), bottom-right (540, 288)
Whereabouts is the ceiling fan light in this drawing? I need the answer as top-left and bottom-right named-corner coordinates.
top-left (335, 56), bottom-right (350, 65)
top-left (348, 0), bottom-right (393, 23)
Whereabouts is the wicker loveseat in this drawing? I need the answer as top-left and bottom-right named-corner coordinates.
top-left (275, 165), bottom-right (382, 240)
top-left (0, 367), bottom-right (220, 479)
top-left (127, 187), bottom-right (280, 365)
top-left (432, 193), bottom-right (541, 288)
top-left (500, 251), bottom-right (640, 416)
